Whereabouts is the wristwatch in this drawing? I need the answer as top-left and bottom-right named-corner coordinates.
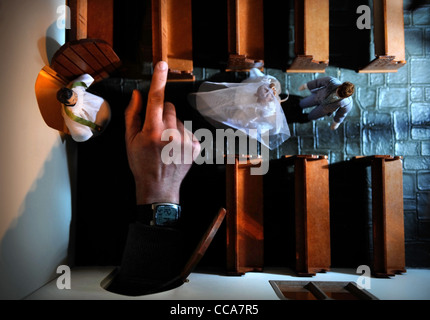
top-left (136, 203), bottom-right (181, 227)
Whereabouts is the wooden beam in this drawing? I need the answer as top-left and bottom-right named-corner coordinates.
top-left (87, 0), bottom-right (114, 47)
top-left (287, 0), bottom-right (329, 73)
top-left (288, 155), bottom-right (331, 276)
top-left (370, 156), bottom-right (406, 277)
top-left (227, 0), bottom-right (265, 71)
top-left (359, 0), bottom-right (406, 73)
top-left (152, 0), bottom-right (194, 81)
top-left (50, 39), bottom-right (121, 82)
top-left (68, 0), bottom-right (88, 41)
top-left (226, 156), bottom-right (264, 275)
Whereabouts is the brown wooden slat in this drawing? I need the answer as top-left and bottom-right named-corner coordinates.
top-left (227, 0), bottom-right (265, 71)
top-left (359, 0), bottom-right (406, 73)
top-left (71, 44), bottom-right (104, 71)
top-left (50, 60), bottom-right (75, 79)
top-left (62, 46), bottom-right (96, 74)
top-left (52, 52), bottom-right (86, 75)
top-left (50, 39), bottom-right (121, 82)
top-left (287, 0), bottom-right (329, 73)
top-left (303, 157), bottom-right (331, 275)
top-left (351, 156), bottom-right (406, 277)
top-left (226, 156), bottom-right (264, 275)
top-left (286, 55), bottom-right (328, 73)
top-left (152, 0), bottom-right (194, 81)
top-left (68, 0), bottom-right (88, 40)
top-left (94, 41), bottom-right (121, 67)
top-left (282, 155), bottom-right (331, 276)
top-left (383, 159), bottom-right (406, 275)
top-left (70, 45), bottom-right (109, 79)
top-left (371, 157), bottom-right (406, 277)
top-left (303, 0), bottom-right (329, 63)
top-left (87, 0), bottom-right (114, 46)
top-left (82, 41), bottom-right (116, 73)
top-left (270, 281), bottom-right (379, 300)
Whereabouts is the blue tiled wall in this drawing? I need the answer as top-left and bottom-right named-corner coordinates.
top-left (275, 2), bottom-right (429, 266)
top-left (194, 1), bottom-right (430, 266)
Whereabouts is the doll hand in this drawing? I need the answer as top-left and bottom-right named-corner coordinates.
top-left (330, 121), bottom-right (340, 130)
top-left (298, 83), bottom-right (308, 91)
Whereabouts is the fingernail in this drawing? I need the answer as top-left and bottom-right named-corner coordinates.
top-left (158, 61), bottom-right (168, 70)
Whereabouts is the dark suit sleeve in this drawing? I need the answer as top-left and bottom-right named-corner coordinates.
top-left (108, 222), bottom-right (186, 296)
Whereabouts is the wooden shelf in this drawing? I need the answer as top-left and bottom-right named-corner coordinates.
top-left (359, 0), bottom-right (406, 73)
top-left (287, 0), bottom-right (329, 73)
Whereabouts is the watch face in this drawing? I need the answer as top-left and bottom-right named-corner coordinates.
top-left (155, 205), bottom-right (179, 226)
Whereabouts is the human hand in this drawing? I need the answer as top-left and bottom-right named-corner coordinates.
top-left (330, 121), bottom-right (340, 130)
top-left (125, 61), bottom-right (201, 205)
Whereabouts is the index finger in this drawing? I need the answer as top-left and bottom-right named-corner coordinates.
top-left (144, 61), bottom-right (169, 130)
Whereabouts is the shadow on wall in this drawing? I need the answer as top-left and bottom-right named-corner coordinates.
top-left (37, 22), bottom-right (63, 66)
top-left (329, 0), bottom-right (372, 71)
top-left (0, 140), bottom-right (74, 300)
top-left (329, 160), bottom-right (374, 268)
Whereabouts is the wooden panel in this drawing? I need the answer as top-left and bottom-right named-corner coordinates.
top-left (87, 0), bottom-right (114, 47)
top-left (81, 41), bottom-right (116, 74)
top-left (270, 281), bottom-right (378, 300)
top-left (227, 0), bottom-right (264, 71)
top-left (68, 0), bottom-right (88, 40)
top-left (286, 55), bottom-right (328, 73)
top-left (51, 53), bottom-right (83, 77)
top-left (152, 0), bottom-right (194, 81)
top-left (304, 159), bottom-right (331, 274)
top-left (51, 39), bottom-right (121, 82)
top-left (384, 0), bottom-right (406, 62)
top-left (287, 0), bottom-right (329, 73)
top-left (152, 0), bottom-right (168, 63)
top-left (68, 0), bottom-right (114, 46)
top-left (226, 156), bottom-right (264, 275)
top-left (358, 55), bottom-right (405, 73)
top-left (359, 0), bottom-right (406, 73)
top-left (70, 44), bottom-right (109, 79)
top-left (303, 0), bottom-right (329, 63)
top-left (292, 155), bottom-right (331, 276)
top-left (371, 156), bottom-right (406, 277)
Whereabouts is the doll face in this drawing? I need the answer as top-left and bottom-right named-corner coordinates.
top-left (255, 84), bottom-right (275, 104)
top-left (66, 91), bottom-right (78, 106)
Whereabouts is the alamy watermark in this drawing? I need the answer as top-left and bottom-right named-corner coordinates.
top-left (56, 5), bottom-right (71, 30)
top-left (56, 265), bottom-right (71, 290)
top-left (160, 121), bottom-right (270, 176)
top-left (356, 265), bottom-right (371, 289)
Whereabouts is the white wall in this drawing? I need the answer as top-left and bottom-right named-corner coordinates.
top-left (0, 0), bottom-right (74, 299)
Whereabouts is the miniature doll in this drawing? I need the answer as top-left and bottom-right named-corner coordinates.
top-left (56, 74), bottom-right (111, 142)
top-left (298, 77), bottom-right (355, 130)
top-left (189, 68), bottom-right (290, 150)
